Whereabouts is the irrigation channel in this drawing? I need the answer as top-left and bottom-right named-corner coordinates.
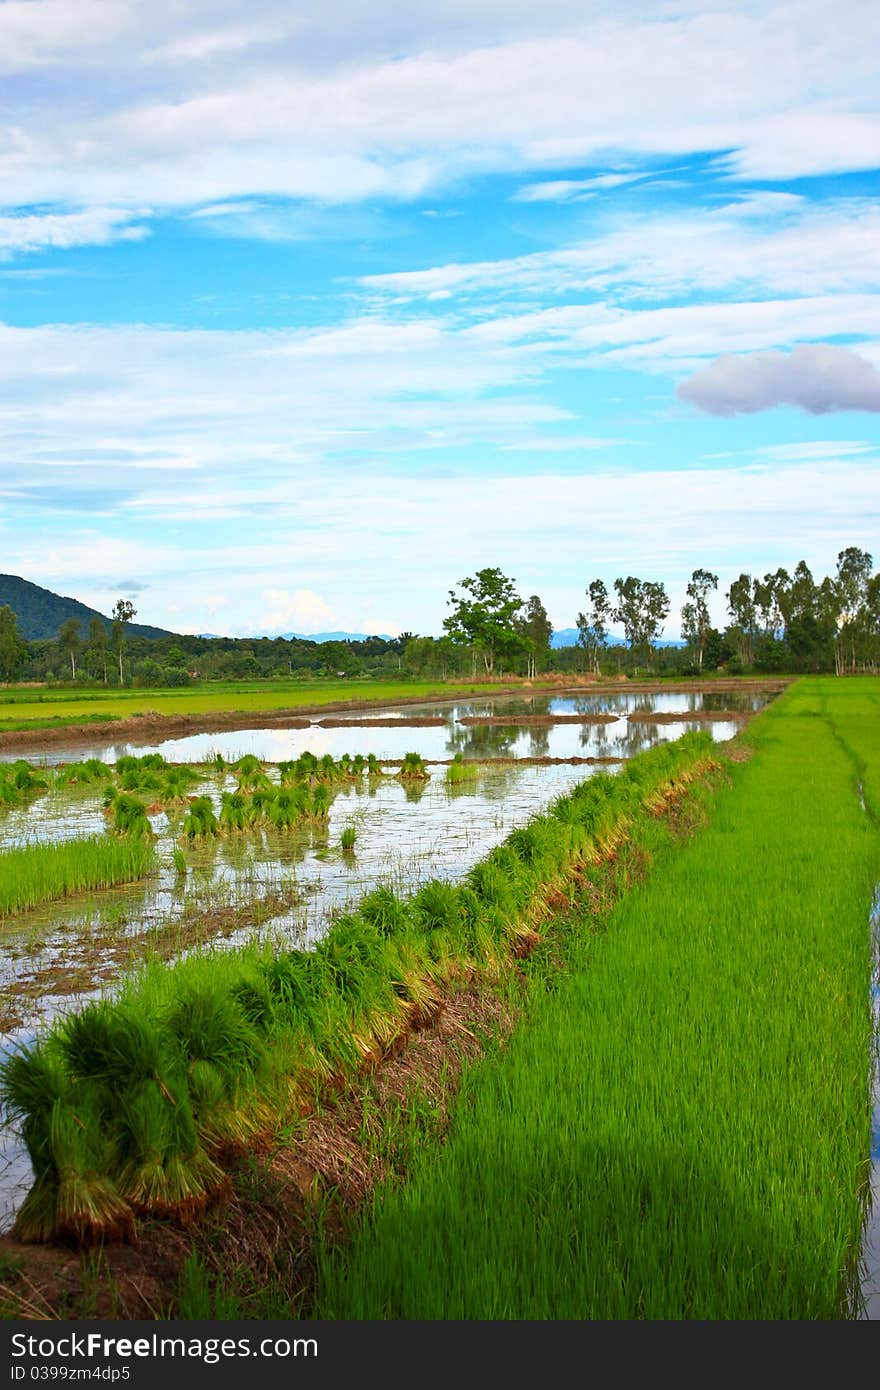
top-left (0, 687), bottom-right (775, 1245)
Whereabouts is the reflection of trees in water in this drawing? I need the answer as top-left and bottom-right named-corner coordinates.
top-left (629, 694), bottom-right (656, 715)
top-left (528, 726), bottom-right (551, 758)
top-left (464, 763), bottom-right (529, 802)
top-left (580, 719), bottom-right (608, 753)
top-left (445, 722), bottom-right (521, 759)
top-left (622, 721), bottom-right (663, 755)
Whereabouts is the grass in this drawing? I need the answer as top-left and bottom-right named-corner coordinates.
top-left (0, 731), bottom-right (716, 1244)
top-left (313, 677), bottom-right (878, 1320)
top-left (0, 835), bottom-right (157, 917)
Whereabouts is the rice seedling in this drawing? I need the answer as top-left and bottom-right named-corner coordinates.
top-left (180, 796), bottom-right (219, 841)
top-left (172, 847), bottom-right (187, 877)
top-left (446, 753), bottom-right (480, 785)
top-left (340, 825), bottom-right (357, 853)
top-left (218, 790), bottom-right (253, 834)
top-left (54, 758), bottom-right (111, 787)
top-left (0, 835), bottom-right (156, 916)
top-left (233, 754), bottom-right (271, 791)
top-left (110, 794), bottom-right (153, 839)
top-left (0, 761), bottom-right (48, 811)
top-left (398, 752), bottom-right (429, 781)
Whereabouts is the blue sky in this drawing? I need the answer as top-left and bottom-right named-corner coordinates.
top-left (1, 0), bottom-right (878, 639)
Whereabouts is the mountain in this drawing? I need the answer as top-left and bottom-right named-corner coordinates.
top-left (197, 630), bottom-right (396, 643)
top-left (0, 575), bottom-right (174, 641)
top-left (550, 628), bottom-right (685, 649)
top-left (282, 630), bottom-right (395, 643)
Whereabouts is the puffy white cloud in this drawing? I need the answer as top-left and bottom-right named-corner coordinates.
top-left (677, 344), bottom-right (880, 416)
top-left (259, 588), bottom-right (337, 635)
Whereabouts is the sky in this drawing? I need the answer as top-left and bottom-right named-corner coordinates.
top-left (0, 0), bottom-right (878, 641)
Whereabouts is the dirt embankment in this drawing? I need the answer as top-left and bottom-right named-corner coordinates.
top-left (457, 713), bottom-right (621, 726)
top-left (627, 709), bottom-right (751, 724)
top-left (0, 679), bottom-right (789, 754)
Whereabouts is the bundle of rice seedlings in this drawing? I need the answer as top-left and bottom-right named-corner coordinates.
top-left (55, 758), bottom-right (111, 787)
top-left (50, 1097), bottom-right (134, 1244)
top-left (316, 917), bottom-right (407, 1052)
top-left (1, 1045), bottom-right (68, 1242)
top-left (160, 766), bottom-right (200, 803)
top-left (111, 793), bottom-right (153, 839)
top-left (219, 790), bottom-right (251, 833)
top-left (181, 795), bottom-right (219, 840)
top-left (0, 1044), bottom-right (132, 1244)
top-left (340, 824), bottom-right (357, 852)
top-left (366, 753), bottom-right (382, 777)
top-left (399, 751), bottom-right (429, 780)
top-left (234, 755), bottom-right (270, 791)
top-left (311, 784), bottom-right (330, 820)
top-left (119, 766), bottom-right (162, 793)
top-left (456, 885), bottom-right (507, 970)
top-left (268, 788), bottom-right (301, 831)
top-left (165, 986), bottom-right (264, 1146)
top-left (318, 753), bottom-right (337, 780)
top-left (359, 886), bottom-right (411, 939)
top-left (11, 762), bottom-right (46, 793)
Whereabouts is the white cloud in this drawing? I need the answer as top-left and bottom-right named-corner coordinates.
top-left (0, 207), bottom-right (148, 258)
top-left (259, 587), bottom-right (337, 635)
top-left (7, 459), bottom-right (877, 637)
top-left (363, 196), bottom-right (880, 303)
top-left (0, 2), bottom-right (878, 219)
top-left (513, 171), bottom-right (660, 201)
top-left (677, 344), bottom-right (880, 416)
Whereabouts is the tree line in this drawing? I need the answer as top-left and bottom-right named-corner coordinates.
top-left (404, 548), bottom-right (879, 679)
top-left (0, 548), bottom-right (877, 687)
top-left (0, 600), bottom-right (408, 686)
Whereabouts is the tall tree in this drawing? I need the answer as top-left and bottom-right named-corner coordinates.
top-left (443, 567), bottom-right (525, 675)
top-left (680, 568), bottom-right (718, 669)
top-left (576, 579), bottom-right (612, 675)
top-left (613, 577), bottom-right (670, 667)
top-left (86, 615), bottom-right (109, 685)
top-left (110, 599), bottom-right (137, 687)
top-left (0, 605), bottom-right (25, 682)
top-left (516, 595), bottom-right (553, 678)
top-left (58, 617), bottom-right (82, 681)
top-left (834, 546), bottom-right (873, 673)
top-left (726, 573), bottom-right (758, 666)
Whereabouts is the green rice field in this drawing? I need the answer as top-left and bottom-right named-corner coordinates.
top-left (314, 677), bottom-right (880, 1319)
top-left (0, 677), bottom-right (876, 1321)
top-left (0, 679), bottom-right (509, 731)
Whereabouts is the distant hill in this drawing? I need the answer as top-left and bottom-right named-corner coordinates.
top-left (196, 631), bottom-right (396, 643)
top-left (0, 575), bottom-right (173, 641)
top-left (551, 628), bottom-right (685, 649)
top-left (283, 630), bottom-right (395, 644)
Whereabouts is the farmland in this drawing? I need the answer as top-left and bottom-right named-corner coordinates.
top-left (0, 678), bottom-right (875, 1320)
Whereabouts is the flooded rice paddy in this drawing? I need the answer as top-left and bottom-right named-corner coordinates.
top-left (2, 688), bottom-right (767, 767)
top-left (0, 687), bottom-right (774, 1232)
